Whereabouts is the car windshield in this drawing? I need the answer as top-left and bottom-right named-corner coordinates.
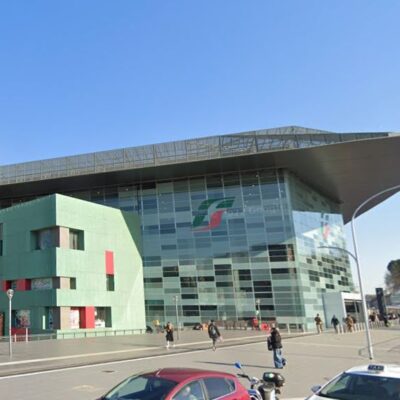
top-left (318, 372), bottom-right (400, 400)
top-left (103, 375), bottom-right (178, 400)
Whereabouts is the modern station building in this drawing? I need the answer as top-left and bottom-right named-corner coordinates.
top-left (0, 126), bottom-right (399, 334)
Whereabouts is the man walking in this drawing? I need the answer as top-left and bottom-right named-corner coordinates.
top-left (314, 314), bottom-right (323, 334)
top-left (331, 315), bottom-right (339, 333)
top-left (268, 325), bottom-right (286, 369)
top-left (345, 314), bottom-right (354, 332)
top-left (164, 322), bottom-right (175, 348)
top-left (208, 320), bottom-right (221, 351)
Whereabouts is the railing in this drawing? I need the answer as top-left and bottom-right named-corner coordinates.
top-left (334, 318), bottom-right (400, 334)
top-left (0, 328), bottom-right (146, 342)
top-left (0, 128), bottom-right (389, 186)
top-left (219, 320), bottom-right (305, 333)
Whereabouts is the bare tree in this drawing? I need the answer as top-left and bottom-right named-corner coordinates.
top-left (385, 259), bottom-right (400, 293)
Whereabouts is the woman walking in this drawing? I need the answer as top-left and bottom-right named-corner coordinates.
top-left (269, 325), bottom-right (286, 369)
top-left (165, 322), bottom-right (175, 348)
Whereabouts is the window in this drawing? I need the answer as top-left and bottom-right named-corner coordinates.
top-left (95, 307), bottom-right (112, 328)
top-left (31, 227), bottom-right (83, 251)
top-left (203, 378), bottom-right (235, 400)
top-left (69, 229), bottom-right (84, 250)
top-left (173, 381), bottom-right (205, 400)
top-left (15, 310), bottom-right (31, 328)
top-left (268, 244), bottom-right (295, 262)
top-left (104, 376), bottom-right (177, 400)
top-left (319, 372), bottom-right (398, 399)
top-left (34, 227), bottom-right (58, 250)
top-left (31, 278), bottom-right (52, 290)
top-left (70, 277), bottom-right (77, 290)
top-left (0, 223), bottom-right (3, 256)
top-left (106, 274), bottom-right (115, 291)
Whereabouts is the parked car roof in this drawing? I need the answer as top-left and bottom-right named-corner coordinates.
top-left (146, 368), bottom-right (237, 383)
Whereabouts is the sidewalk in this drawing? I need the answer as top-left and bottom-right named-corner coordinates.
top-left (0, 329), bottom-right (311, 377)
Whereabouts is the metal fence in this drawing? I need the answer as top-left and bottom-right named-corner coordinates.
top-left (0, 328), bottom-right (146, 342)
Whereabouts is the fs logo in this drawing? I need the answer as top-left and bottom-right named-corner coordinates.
top-left (192, 197), bottom-right (235, 232)
top-left (321, 213), bottom-right (331, 240)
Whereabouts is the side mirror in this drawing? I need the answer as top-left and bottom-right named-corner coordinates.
top-left (311, 385), bottom-right (322, 394)
top-left (234, 362), bottom-right (242, 369)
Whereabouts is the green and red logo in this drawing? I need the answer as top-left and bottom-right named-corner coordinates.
top-left (192, 197), bottom-right (235, 232)
top-left (321, 213), bottom-right (331, 240)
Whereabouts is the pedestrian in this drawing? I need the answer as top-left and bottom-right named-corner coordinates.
top-left (383, 314), bottom-right (390, 327)
top-left (208, 320), bottom-right (221, 351)
top-left (331, 315), bottom-right (339, 333)
top-left (268, 325), bottom-right (286, 369)
top-left (153, 319), bottom-right (161, 333)
top-left (345, 314), bottom-right (354, 333)
top-left (252, 316), bottom-right (259, 330)
top-left (314, 313), bottom-right (323, 334)
top-left (165, 321), bottom-right (175, 348)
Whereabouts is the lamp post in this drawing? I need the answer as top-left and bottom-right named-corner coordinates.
top-left (173, 295), bottom-right (180, 340)
top-left (256, 298), bottom-right (261, 327)
top-left (6, 289), bottom-right (14, 358)
top-left (350, 183), bottom-right (400, 360)
top-left (319, 182), bottom-right (400, 360)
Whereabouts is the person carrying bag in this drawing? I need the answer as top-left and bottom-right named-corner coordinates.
top-left (268, 325), bottom-right (286, 369)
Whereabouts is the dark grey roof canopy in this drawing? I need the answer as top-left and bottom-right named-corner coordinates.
top-left (0, 126), bottom-right (399, 223)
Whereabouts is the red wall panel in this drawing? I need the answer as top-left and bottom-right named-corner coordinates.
top-left (79, 306), bottom-right (95, 329)
top-left (16, 279), bottom-right (31, 291)
top-left (105, 250), bottom-right (114, 275)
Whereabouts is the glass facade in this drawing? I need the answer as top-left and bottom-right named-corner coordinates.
top-left (288, 174), bottom-right (354, 328)
top-left (0, 167), bottom-right (354, 329)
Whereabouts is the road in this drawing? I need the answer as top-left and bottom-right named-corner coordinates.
top-left (1, 329), bottom-right (399, 399)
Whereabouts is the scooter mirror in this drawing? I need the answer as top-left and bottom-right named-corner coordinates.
top-left (311, 385), bottom-right (322, 393)
top-left (234, 362), bottom-right (242, 369)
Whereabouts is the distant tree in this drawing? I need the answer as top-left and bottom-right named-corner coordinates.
top-left (385, 259), bottom-right (400, 293)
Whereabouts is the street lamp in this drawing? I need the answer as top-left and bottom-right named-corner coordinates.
top-left (320, 183), bottom-right (400, 360)
top-left (173, 295), bottom-right (180, 340)
top-left (255, 298), bottom-right (261, 327)
top-left (6, 289), bottom-right (14, 358)
top-left (350, 183), bottom-right (400, 360)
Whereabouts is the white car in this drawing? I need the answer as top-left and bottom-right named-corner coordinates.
top-left (306, 364), bottom-right (400, 400)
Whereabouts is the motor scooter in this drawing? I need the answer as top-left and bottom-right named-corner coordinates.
top-left (234, 362), bottom-right (285, 400)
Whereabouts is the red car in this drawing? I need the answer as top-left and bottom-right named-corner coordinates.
top-left (98, 368), bottom-right (250, 400)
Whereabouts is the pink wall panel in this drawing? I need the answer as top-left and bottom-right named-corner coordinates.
top-left (105, 250), bottom-right (114, 275)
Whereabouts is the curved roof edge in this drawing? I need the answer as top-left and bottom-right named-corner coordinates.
top-left (0, 129), bottom-right (399, 224)
top-left (0, 126), bottom-right (390, 186)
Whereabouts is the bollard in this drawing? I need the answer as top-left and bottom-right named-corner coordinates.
top-left (287, 323), bottom-right (291, 334)
top-left (25, 328), bottom-right (28, 342)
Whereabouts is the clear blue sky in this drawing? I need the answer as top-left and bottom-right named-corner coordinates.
top-left (1, 1), bottom-right (399, 293)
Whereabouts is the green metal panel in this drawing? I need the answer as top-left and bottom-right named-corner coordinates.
top-left (0, 194), bottom-right (145, 335)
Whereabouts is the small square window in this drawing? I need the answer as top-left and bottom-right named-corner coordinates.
top-left (70, 278), bottom-right (77, 290)
top-left (33, 227), bottom-right (58, 250)
top-left (106, 275), bottom-right (115, 291)
top-left (0, 223), bottom-right (3, 256)
top-left (69, 229), bottom-right (84, 250)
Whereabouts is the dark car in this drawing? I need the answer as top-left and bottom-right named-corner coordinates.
top-left (97, 368), bottom-right (250, 400)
